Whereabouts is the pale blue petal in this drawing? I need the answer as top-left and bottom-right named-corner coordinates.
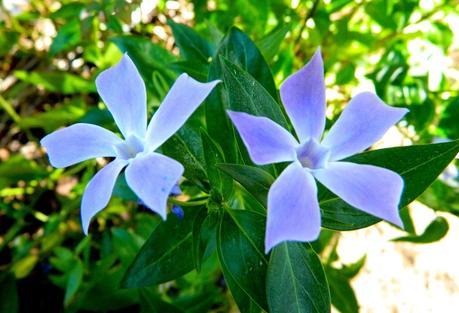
top-left (81, 159), bottom-right (128, 234)
top-left (321, 92), bottom-right (409, 161)
top-left (280, 49), bottom-right (326, 142)
top-left (313, 161), bottom-right (404, 227)
top-left (96, 54), bottom-right (147, 139)
top-left (41, 123), bottom-right (123, 168)
top-left (265, 162), bottom-right (321, 253)
top-left (145, 74), bottom-right (219, 151)
top-left (125, 153), bottom-right (184, 219)
top-left (227, 111), bottom-right (298, 165)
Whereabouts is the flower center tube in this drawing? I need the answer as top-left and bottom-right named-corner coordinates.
top-left (295, 138), bottom-right (330, 170)
top-left (115, 135), bottom-right (145, 160)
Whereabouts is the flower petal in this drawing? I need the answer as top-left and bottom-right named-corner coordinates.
top-left (41, 123), bottom-right (123, 168)
top-left (125, 153), bottom-right (184, 219)
top-left (313, 161), bottom-right (404, 227)
top-left (227, 111), bottom-right (298, 165)
top-left (265, 162), bottom-right (321, 253)
top-left (145, 74), bottom-right (219, 151)
top-left (280, 49), bottom-right (326, 142)
top-left (322, 92), bottom-right (408, 161)
top-left (96, 54), bottom-right (147, 139)
top-left (81, 159), bottom-right (128, 234)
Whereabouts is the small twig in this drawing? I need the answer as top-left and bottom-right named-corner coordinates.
top-left (294, 0), bottom-right (321, 50)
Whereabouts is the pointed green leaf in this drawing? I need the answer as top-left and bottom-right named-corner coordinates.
top-left (217, 209), bottom-right (268, 311)
top-left (220, 57), bottom-right (288, 129)
top-left (266, 243), bottom-right (331, 313)
top-left (161, 125), bottom-right (207, 182)
top-left (201, 131), bottom-right (233, 198)
top-left (206, 27), bottom-right (278, 164)
top-left (122, 207), bottom-right (204, 288)
top-left (326, 267), bottom-right (358, 313)
top-left (256, 24), bottom-right (290, 62)
top-left (392, 216), bottom-right (449, 243)
top-left (168, 20), bottom-right (215, 64)
top-left (218, 163), bottom-right (274, 207)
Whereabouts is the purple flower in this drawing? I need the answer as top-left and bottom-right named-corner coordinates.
top-left (227, 49), bottom-right (409, 253)
top-left (41, 54), bottom-right (219, 234)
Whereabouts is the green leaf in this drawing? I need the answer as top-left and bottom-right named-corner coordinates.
top-left (167, 20), bottom-right (215, 64)
top-left (419, 180), bottom-right (459, 216)
top-left (112, 36), bottom-right (177, 99)
top-left (217, 209), bottom-right (268, 311)
top-left (18, 98), bottom-right (86, 132)
top-left (192, 211), bottom-right (218, 272)
top-left (161, 125), bottom-right (207, 182)
top-left (139, 289), bottom-right (184, 313)
top-left (216, 27), bottom-right (277, 96)
top-left (256, 24), bottom-right (290, 62)
top-left (439, 97), bottom-right (459, 139)
top-left (0, 273), bottom-right (18, 313)
top-left (170, 60), bottom-right (208, 81)
top-left (201, 131), bottom-right (233, 198)
top-left (218, 163), bottom-right (274, 207)
top-left (220, 57), bottom-right (288, 129)
top-left (0, 30), bottom-right (19, 56)
top-left (50, 18), bottom-right (81, 55)
top-left (266, 242), bottom-right (331, 313)
top-left (392, 217), bottom-right (449, 243)
top-left (340, 255), bottom-right (366, 279)
top-left (50, 2), bottom-right (84, 19)
top-left (122, 206), bottom-right (204, 288)
top-left (64, 260), bottom-right (84, 305)
top-left (326, 267), bottom-right (359, 313)
top-left (15, 71), bottom-right (95, 94)
top-left (235, 0), bottom-right (270, 35)
top-left (0, 155), bottom-right (48, 188)
top-left (113, 173), bottom-right (138, 201)
top-left (206, 27), bottom-right (277, 164)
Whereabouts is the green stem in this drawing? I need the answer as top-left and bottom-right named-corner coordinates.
top-left (169, 198), bottom-right (208, 207)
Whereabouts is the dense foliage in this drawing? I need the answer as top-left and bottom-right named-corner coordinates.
top-left (1, 0), bottom-right (458, 312)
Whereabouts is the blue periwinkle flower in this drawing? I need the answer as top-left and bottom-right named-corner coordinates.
top-left (41, 54), bottom-right (219, 234)
top-left (228, 49), bottom-right (409, 253)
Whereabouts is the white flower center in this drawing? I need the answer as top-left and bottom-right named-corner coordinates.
top-left (115, 135), bottom-right (145, 160)
top-left (296, 138), bottom-right (330, 169)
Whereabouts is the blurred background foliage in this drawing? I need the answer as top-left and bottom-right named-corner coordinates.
top-left (0, 0), bottom-right (458, 312)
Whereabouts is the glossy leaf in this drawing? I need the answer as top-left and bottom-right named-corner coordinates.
top-left (201, 131), bottom-right (233, 198)
top-left (218, 163), bottom-right (274, 207)
top-left (392, 217), bottom-right (449, 243)
top-left (168, 20), bottom-right (215, 64)
top-left (220, 57), bottom-right (288, 129)
top-left (205, 27), bottom-right (278, 164)
top-left (192, 210), bottom-right (218, 272)
top-left (122, 207), bottom-right (203, 288)
top-left (256, 24), bottom-right (290, 63)
top-left (161, 125), bottom-right (207, 182)
top-left (326, 267), bottom-right (359, 313)
top-left (266, 242), bottom-right (331, 313)
top-left (217, 209), bottom-right (268, 311)
top-left (112, 36), bottom-right (176, 99)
